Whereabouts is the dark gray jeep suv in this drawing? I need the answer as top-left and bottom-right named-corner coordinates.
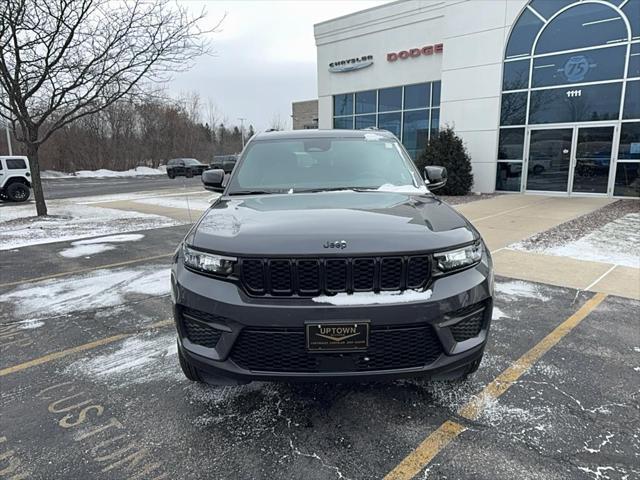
top-left (171, 129), bottom-right (493, 385)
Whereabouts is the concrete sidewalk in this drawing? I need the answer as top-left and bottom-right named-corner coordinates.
top-left (452, 195), bottom-right (639, 300)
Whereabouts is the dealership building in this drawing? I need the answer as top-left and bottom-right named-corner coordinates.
top-left (313, 0), bottom-right (640, 197)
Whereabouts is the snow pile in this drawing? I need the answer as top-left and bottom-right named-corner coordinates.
top-left (59, 233), bottom-right (144, 258)
top-left (376, 183), bottom-right (428, 194)
top-left (495, 280), bottom-right (551, 301)
top-left (0, 204), bottom-right (179, 250)
top-left (0, 266), bottom-right (171, 318)
top-left (41, 166), bottom-right (166, 179)
top-left (312, 289), bottom-right (432, 306)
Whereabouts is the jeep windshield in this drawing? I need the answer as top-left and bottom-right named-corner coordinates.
top-left (226, 136), bottom-right (425, 195)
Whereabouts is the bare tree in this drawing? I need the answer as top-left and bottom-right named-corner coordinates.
top-left (0, 0), bottom-right (222, 215)
top-left (269, 113), bottom-right (286, 131)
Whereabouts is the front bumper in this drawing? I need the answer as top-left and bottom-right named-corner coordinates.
top-left (172, 252), bottom-right (494, 383)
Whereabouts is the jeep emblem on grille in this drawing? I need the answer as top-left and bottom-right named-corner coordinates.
top-left (323, 240), bottom-right (347, 249)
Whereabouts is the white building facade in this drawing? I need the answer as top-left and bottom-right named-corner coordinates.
top-left (314, 0), bottom-right (640, 197)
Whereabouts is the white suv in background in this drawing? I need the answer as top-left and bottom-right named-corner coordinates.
top-left (0, 156), bottom-right (31, 202)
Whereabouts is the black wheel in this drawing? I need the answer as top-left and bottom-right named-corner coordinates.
top-left (167, 171), bottom-right (175, 179)
top-left (178, 341), bottom-right (203, 382)
top-left (6, 183), bottom-right (30, 202)
top-left (185, 168), bottom-right (194, 178)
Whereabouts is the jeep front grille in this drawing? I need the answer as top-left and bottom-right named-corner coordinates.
top-left (239, 255), bottom-right (431, 296)
top-left (230, 324), bottom-right (443, 373)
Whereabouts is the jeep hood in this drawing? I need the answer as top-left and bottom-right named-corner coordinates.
top-left (188, 191), bottom-right (476, 256)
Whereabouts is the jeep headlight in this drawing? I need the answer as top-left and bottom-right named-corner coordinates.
top-left (433, 242), bottom-right (482, 273)
top-left (183, 244), bottom-right (236, 275)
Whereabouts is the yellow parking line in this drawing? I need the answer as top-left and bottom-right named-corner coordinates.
top-left (0, 319), bottom-right (173, 377)
top-left (0, 253), bottom-right (173, 289)
top-left (384, 292), bottom-right (608, 480)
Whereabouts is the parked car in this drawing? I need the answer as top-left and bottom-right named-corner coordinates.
top-left (172, 129), bottom-right (493, 385)
top-left (166, 158), bottom-right (208, 178)
top-left (0, 156), bottom-right (31, 202)
top-left (210, 154), bottom-right (238, 174)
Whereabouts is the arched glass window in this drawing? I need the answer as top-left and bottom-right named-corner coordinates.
top-left (535, 3), bottom-right (627, 54)
top-left (497, 0), bottom-right (640, 197)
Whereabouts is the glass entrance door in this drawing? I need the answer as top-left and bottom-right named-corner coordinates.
top-left (526, 128), bottom-right (573, 192)
top-left (570, 126), bottom-right (615, 194)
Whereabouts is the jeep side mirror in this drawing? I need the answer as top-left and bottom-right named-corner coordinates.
top-left (424, 166), bottom-right (447, 191)
top-left (202, 169), bottom-right (226, 192)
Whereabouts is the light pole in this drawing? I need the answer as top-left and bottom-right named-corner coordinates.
top-left (237, 117), bottom-right (246, 149)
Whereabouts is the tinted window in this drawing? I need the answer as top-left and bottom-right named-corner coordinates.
top-left (184, 159), bottom-right (201, 166)
top-left (378, 87), bottom-right (402, 112)
top-left (501, 92), bottom-right (528, 125)
top-left (6, 158), bottom-right (27, 169)
top-left (402, 109), bottom-right (429, 159)
top-left (333, 116), bottom-right (353, 129)
top-left (230, 138), bottom-right (421, 192)
top-left (503, 59), bottom-right (530, 91)
top-left (505, 10), bottom-right (544, 59)
top-left (622, 0), bottom-right (639, 41)
top-left (495, 162), bottom-right (522, 191)
top-left (629, 43), bottom-right (640, 78)
top-left (572, 126), bottom-right (614, 194)
top-left (404, 83), bottom-right (430, 110)
top-left (535, 4), bottom-right (627, 55)
top-left (498, 128), bottom-right (525, 160)
top-left (614, 162), bottom-right (640, 197)
top-left (430, 108), bottom-right (440, 138)
top-left (623, 80), bottom-right (640, 119)
top-left (378, 112), bottom-right (401, 138)
top-left (355, 90), bottom-right (376, 114)
top-left (529, 82), bottom-right (622, 124)
top-left (334, 94), bottom-right (353, 116)
top-left (532, 46), bottom-right (626, 87)
top-left (618, 122), bottom-right (640, 159)
top-left (432, 81), bottom-right (441, 107)
top-left (355, 114), bottom-right (376, 129)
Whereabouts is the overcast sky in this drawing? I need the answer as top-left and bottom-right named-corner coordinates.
top-left (169, 1), bottom-right (386, 132)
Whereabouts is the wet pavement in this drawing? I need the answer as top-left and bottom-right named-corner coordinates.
top-left (1, 227), bottom-right (639, 480)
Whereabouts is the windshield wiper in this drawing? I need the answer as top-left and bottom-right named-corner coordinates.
top-left (227, 190), bottom-right (276, 196)
top-left (293, 187), bottom-right (371, 193)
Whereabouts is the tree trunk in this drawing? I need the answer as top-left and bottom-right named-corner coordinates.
top-left (25, 131), bottom-right (48, 216)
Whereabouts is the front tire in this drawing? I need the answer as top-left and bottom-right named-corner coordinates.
top-left (6, 183), bottom-right (30, 202)
top-left (167, 171), bottom-right (175, 179)
top-left (178, 341), bottom-right (203, 382)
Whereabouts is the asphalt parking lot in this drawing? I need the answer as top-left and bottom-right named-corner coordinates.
top-left (37, 175), bottom-right (204, 200)
top-left (1, 224), bottom-right (638, 480)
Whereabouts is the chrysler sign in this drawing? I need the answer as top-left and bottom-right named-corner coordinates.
top-left (387, 44), bottom-right (443, 62)
top-left (329, 55), bottom-right (374, 73)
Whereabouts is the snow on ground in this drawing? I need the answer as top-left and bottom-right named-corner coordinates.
top-left (59, 233), bottom-right (144, 258)
top-left (0, 204), bottom-right (179, 250)
top-left (0, 266), bottom-right (171, 318)
top-left (492, 307), bottom-right (508, 320)
top-left (132, 194), bottom-right (215, 211)
top-left (495, 280), bottom-right (551, 302)
top-left (66, 331), bottom-right (181, 387)
top-left (312, 289), bottom-right (433, 306)
top-left (511, 213), bottom-right (640, 268)
top-left (41, 166), bottom-right (166, 178)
